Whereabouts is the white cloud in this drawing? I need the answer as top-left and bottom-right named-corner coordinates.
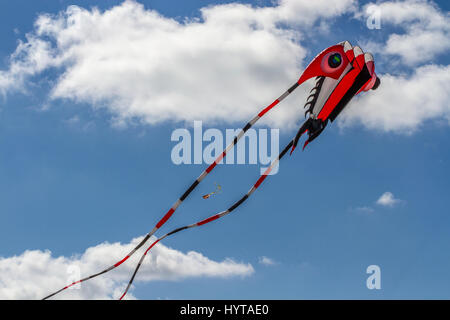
top-left (350, 192), bottom-right (402, 213)
top-left (360, 0), bottom-right (450, 65)
top-left (0, 235), bottom-right (254, 300)
top-left (0, 0), bottom-right (356, 128)
top-left (258, 256), bottom-right (277, 266)
top-left (353, 1), bottom-right (450, 134)
top-left (339, 64), bottom-right (450, 133)
top-left (376, 191), bottom-right (401, 207)
top-left (0, 0), bottom-right (448, 134)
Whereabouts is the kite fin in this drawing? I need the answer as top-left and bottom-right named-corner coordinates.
top-left (290, 118), bottom-right (312, 155)
top-left (302, 139), bottom-right (310, 150)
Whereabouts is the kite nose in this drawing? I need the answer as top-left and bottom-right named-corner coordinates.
top-left (372, 76), bottom-right (381, 90)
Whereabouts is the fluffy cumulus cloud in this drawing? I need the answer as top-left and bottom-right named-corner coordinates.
top-left (376, 191), bottom-right (402, 207)
top-left (339, 64), bottom-right (450, 133)
top-left (0, 236), bottom-right (254, 300)
top-left (338, 0), bottom-right (450, 133)
top-left (360, 0), bottom-right (450, 65)
top-left (0, 0), bottom-right (355, 128)
top-left (0, 0), bottom-right (448, 134)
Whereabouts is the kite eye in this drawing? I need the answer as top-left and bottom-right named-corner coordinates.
top-left (328, 53), bottom-right (342, 68)
top-left (320, 52), bottom-right (345, 74)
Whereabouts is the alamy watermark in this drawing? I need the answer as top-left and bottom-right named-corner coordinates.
top-left (171, 121), bottom-right (280, 175)
top-left (366, 5), bottom-right (381, 30)
top-left (366, 265), bottom-right (381, 290)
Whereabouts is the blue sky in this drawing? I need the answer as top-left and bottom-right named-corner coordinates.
top-left (0, 0), bottom-right (449, 299)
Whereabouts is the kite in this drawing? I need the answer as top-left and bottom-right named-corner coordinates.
top-left (43, 41), bottom-right (380, 300)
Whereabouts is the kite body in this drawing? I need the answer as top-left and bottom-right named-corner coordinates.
top-left (43, 40), bottom-right (380, 300)
top-left (291, 41), bottom-right (380, 151)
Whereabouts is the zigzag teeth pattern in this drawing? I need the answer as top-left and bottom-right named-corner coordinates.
top-left (307, 93), bottom-right (316, 101)
top-left (303, 76), bottom-right (324, 118)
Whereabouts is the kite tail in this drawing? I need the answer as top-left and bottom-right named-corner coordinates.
top-left (119, 139), bottom-right (295, 300)
top-left (41, 231), bottom-right (156, 300)
top-left (42, 82), bottom-right (300, 300)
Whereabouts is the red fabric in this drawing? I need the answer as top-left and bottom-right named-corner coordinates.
top-left (317, 68), bottom-right (359, 120)
top-left (114, 255), bottom-right (130, 267)
top-left (297, 45), bottom-right (349, 85)
top-left (197, 214), bottom-right (220, 226)
top-left (144, 239), bottom-right (160, 255)
top-left (156, 208), bottom-right (175, 229)
top-left (254, 175), bottom-right (268, 189)
top-left (355, 53), bottom-right (365, 71)
top-left (345, 48), bottom-right (355, 62)
top-left (206, 161), bottom-right (217, 173)
top-left (258, 99), bottom-right (279, 117)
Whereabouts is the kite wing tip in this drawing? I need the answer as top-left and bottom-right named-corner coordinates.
top-left (289, 145), bottom-right (296, 155)
top-left (302, 140), bottom-right (310, 151)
